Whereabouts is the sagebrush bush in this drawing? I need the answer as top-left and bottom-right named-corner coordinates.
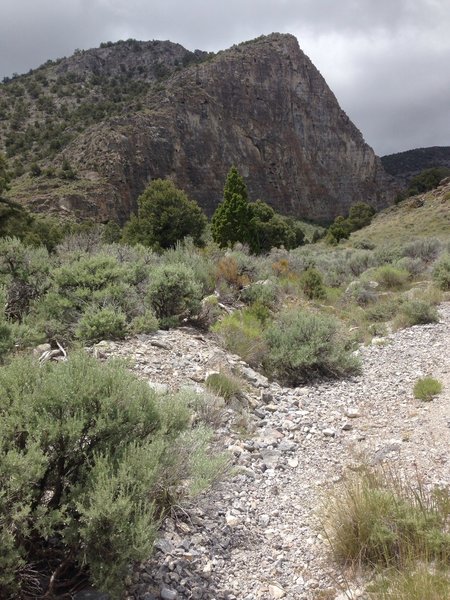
top-left (344, 281), bottom-right (377, 306)
top-left (0, 237), bottom-right (51, 320)
top-left (129, 309), bottom-right (159, 335)
top-left (75, 306), bottom-right (128, 342)
top-left (432, 253), bottom-right (450, 290)
top-left (212, 309), bottom-right (267, 366)
top-left (373, 265), bottom-right (410, 289)
top-left (413, 376), bottom-right (443, 401)
top-left (147, 263), bottom-right (202, 328)
top-left (164, 238), bottom-right (216, 295)
top-left (395, 256), bottom-right (426, 278)
top-left (240, 280), bottom-right (278, 308)
top-left (365, 298), bottom-right (400, 322)
top-left (401, 238), bottom-right (441, 263)
top-left (0, 352), bottom-right (221, 599)
top-left (264, 309), bottom-right (360, 385)
top-left (396, 300), bottom-right (439, 327)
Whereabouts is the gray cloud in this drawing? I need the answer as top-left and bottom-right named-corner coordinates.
top-left (1, 0), bottom-right (449, 154)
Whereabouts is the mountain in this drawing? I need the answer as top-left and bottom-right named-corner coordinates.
top-left (0, 34), bottom-right (396, 224)
top-left (381, 147), bottom-right (450, 187)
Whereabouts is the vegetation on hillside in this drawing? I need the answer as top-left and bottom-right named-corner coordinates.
top-left (0, 160), bottom-right (449, 596)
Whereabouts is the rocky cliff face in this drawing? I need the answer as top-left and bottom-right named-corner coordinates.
top-left (5, 34), bottom-right (396, 224)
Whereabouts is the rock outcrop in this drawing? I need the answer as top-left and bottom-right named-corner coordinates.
top-left (5, 34), bottom-right (397, 224)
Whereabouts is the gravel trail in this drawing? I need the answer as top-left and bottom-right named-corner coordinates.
top-left (103, 304), bottom-right (450, 600)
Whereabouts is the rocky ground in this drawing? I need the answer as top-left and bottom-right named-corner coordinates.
top-left (78, 303), bottom-right (450, 600)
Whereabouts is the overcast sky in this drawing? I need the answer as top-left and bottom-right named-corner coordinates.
top-left (1, 0), bottom-right (449, 155)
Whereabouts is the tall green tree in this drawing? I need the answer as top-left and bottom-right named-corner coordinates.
top-left (211, 166), bottom-right (253, 247)
top-left (122, 179), bottom-right (207, 249)
top-left (212, 167), bottom-right (305, 252)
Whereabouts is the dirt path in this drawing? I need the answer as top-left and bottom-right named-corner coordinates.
top-left (107, 304), bottom-right (450, 600)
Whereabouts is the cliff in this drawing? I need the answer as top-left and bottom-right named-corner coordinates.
top-left (1, 34), bottom-right (396, 224)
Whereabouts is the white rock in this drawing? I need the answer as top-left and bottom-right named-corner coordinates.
top-left (225, 512), bottom-right (241, 527)
top-left (344, 407), bottom-right (361, 418)
top-left (323, 428), bottom-right (336, 437)
top-left (268, 583), bottom-right (286, 599)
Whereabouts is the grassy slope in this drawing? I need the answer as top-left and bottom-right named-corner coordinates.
top-left (350, 181), bottom-right (450, 245)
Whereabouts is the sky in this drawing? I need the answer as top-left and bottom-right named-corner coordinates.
top-left (1, 0), bottom-right (449, 156)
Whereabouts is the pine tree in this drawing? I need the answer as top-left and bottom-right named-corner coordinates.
top-left (211, 166), bottom-right (252, 247)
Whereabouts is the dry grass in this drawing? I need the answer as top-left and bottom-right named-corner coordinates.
top-left (350, 189), bottom-right (450, 246)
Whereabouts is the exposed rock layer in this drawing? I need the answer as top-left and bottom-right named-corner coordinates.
top-left (6, 34), bottom-right (397, 224)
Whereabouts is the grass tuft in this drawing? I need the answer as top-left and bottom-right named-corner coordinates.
top-left (413, 377), bottom-right (443, 401)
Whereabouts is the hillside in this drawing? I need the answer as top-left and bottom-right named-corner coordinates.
top-left (1, 34), bottom-right (396, 224)
top-left (350, 176), bottom-right (450, 245)
top-left (381, 146), bottom-right (450, 187)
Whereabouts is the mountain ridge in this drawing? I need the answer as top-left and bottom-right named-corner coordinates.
top-left (1, 33), bottom-right (397, 224)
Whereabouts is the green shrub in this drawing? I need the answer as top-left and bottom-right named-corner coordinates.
top-left (240, 280), bottom-right (278, 308)
top-left (397, 300), bottom-right (439, 327)
top-left (0, 321), bottom-right (13, 359)
top-left (365, 298), bottom-right (400, 322)
top-left (0, 352), bottom-right (221, 598)
top-left (373, 265), bottom-right (410, 289)
top-left (300, 267), bottom-right (326, 300)
top-left (147, 264), bottom-right (202, 328)
top-left (75, 306), bottom-right (127, 342)
top-left (212, 309), bottom-right (266, 366)
top-left (413, 377), bottom-right (443, 401)
top-left (395, 256), bottom-right (426, 278)
top-left (401, 238), bottom-right (441, 263)
top-left (432, 253), bottom-right (450, 290)
top-left (323, 467), bottom-right (450, 568)
top-left (407, 167), bottom-right (450, 196)
top-left (164, 238), bottom-right (216, 295)
top-left (205, 371), bottom-right (243, 402)
top-left (344, 281), bottom-right (377, 306)
top-left (129, 309), bottom-right (159, 335)
top-left (35, 254), bottom-right (142, 339)
top-left (264, 309), bottom-right (360, 385)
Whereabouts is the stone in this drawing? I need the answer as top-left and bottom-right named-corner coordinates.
top-left (323, 428), bottom-right (336, 437)
top-left (258, 514), bottom-right (271, 527)
top-left (150, 340), bottom-right (172, 351)
top-left (268, 583), bottom-right (286, 599)
top-left (344, 408), bottom-right (361, 418)
top-left (160, 586), bottom-right (177, 600)
top-left (260, 390), bottom-right (274, 404)
top-left (33, 343), bottom-right (51, 356)
top-left (260, 449), bottom-right (281, 469)
top-left (225, 512), bottom-right (241, 527)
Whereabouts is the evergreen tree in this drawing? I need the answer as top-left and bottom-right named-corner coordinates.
top-left (212, 167), bottom-right (305, 252)
top-left (211, 166), bottom-right (253, 247)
